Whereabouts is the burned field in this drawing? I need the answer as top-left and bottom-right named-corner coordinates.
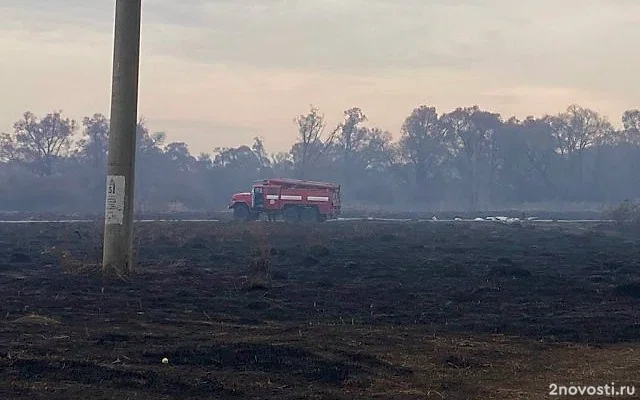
top-left (0, 220), bottom-right (638, 399)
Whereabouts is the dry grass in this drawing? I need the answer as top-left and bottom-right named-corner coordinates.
top-left (13, 313), bottom-right (61, 326)
top-left (244, 223), bottom-right (273, 290)
top-left (42, 246), bottom-right (100, 275)
top-left (168, 322), bottom-right (640, 399)
top-left (605, 200), bottom-right (640, 225)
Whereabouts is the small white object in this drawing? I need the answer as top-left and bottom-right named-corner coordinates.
top-left (105, 175), bottom-right (126, 225)
top-left (162, 357), bottom-right (168, 364)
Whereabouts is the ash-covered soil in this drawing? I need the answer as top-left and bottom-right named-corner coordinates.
top-left (0, 220), bottom-right (638, 399)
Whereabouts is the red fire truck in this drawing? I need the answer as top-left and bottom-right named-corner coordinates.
top-left (228, 178), bottom-right (341, 222)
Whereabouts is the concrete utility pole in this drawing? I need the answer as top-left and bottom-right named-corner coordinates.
top-left (102, 0), bottom-right (142, 275)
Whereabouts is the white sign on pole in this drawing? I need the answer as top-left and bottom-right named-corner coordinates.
top-left (105, 175), bottom-right (126, 224)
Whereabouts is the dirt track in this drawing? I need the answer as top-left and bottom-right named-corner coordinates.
top-left (0, 220), bottom-right (638, 399)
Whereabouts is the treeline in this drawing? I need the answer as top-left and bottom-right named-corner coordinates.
top-left (1, 104), bottom-right (639, 213)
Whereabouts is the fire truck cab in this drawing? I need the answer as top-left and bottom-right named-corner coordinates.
top-left (228, 178), bottom-right (341, 222)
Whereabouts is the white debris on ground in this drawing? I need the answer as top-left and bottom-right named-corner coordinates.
top-left (464, 216), bottom-right (540, 224)
top-left (0, 216), bottom-right (613, 224)
top-left (484, 216), bottom-right (520, 224)
top-left (427, 215), bottom-right (542, 224)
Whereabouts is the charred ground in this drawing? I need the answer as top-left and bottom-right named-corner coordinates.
top-left (0, 219), bottom-right (638, 399)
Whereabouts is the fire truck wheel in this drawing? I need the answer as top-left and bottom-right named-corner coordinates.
top-left (233, 203), bottom-right (251, 221)
top-left (282, 206), bottom-right (299, 222)
top-left (300, 206), bottom-right (320, 222)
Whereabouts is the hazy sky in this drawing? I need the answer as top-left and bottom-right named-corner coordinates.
top-left (1, 0), bottom-right (638, 154)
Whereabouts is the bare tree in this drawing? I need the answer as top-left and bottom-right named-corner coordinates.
top-left (360, 127), bottom-right (396, 171)
top-left (251, 136), bottom-right (271, 174)
top-left (164, 142), bottom-right (196, 172)
top-left (622, 109), bottom-right (640, 144)
top-left (335, 107), bottom-right (367, 185)
top-left (0, 132), bottom-right (16, 162)
top-left (136, 119), bottom-right (165, 154)
top-left (11, 111), bottom-right (77, 175)
top-left (519, 117), bottom-right (558, 195)
top-left (545, 105), bottom-right (612, 154)
top-left (399, 105), bottom-right (448, 199)
top-left (546, 105), bottom-right (612, 188)
top-left (441, 106), bottom-right (501, 209)
top-left (196, 153), bottom-right (213, 169)
top-left (498, 116), bottom-right (559, 201)
top-left (291, 105), bottom-right (337, 178)
top-left (77, 113), bottom-right (109, 168)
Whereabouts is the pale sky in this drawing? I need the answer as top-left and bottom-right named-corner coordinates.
top-left (1, 0), bottom-right (638, 154)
